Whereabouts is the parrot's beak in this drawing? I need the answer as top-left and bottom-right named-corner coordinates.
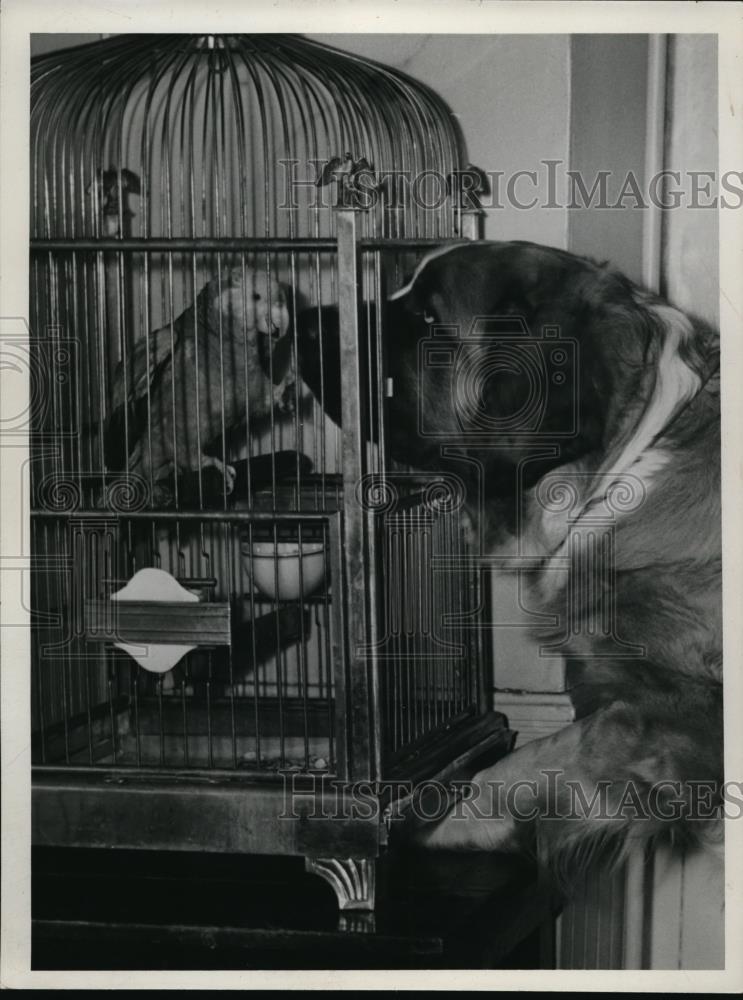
top-left (256, 323), bottom-right (282, 340)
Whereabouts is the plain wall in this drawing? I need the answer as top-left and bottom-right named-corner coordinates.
top-left (662, 34), bottom-right (719, 325)
top-left (568, 34), bottom-right (651, 284)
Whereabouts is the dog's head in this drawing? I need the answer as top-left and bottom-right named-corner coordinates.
top-left (389, 239), bottom-right (717, 457)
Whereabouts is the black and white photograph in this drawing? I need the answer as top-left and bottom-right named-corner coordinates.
top-left (1, 0), bottom-right (742, 989)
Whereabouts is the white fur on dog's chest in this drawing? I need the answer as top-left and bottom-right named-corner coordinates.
top-left (532, 303), bottom-right (700, 578)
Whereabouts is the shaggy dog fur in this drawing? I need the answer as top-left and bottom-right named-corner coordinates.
top-left (298, 240), bottom-right (722, 873)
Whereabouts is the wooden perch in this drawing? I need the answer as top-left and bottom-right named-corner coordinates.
top-left (84, 599), bottom-right (231, 647)
top-left (232, 604), bottom-right (311, 665)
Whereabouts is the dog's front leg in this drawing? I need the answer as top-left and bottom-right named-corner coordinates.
top-left (416, 694), bottom-right (722, 859)
top-left (417, 716), bottom-right (590, 853)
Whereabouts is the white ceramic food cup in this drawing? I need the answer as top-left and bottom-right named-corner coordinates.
top-left (249, 541), bottom-right (327, 600)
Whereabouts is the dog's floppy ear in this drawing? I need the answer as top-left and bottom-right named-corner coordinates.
top-left (388, 245), bottom-right (474, 325)
top-left (392, 271), bottom-right (445, 326)
top-left (396, 243), bottom-right (560, 327)
top-left (416, 288), bottom-right (446, 326)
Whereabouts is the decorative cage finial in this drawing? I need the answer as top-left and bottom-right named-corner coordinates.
top-left (316, 153), bottom-right (381, 210)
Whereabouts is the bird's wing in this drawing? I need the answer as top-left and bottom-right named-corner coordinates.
top-left (105, 324), bottom-right (179, 471)
top-left (316, 156), bottom-right (342, 187)
top-left (111, 324), bottom-right (177, 412)
top-left (131, 326), bottom-right (177, 400)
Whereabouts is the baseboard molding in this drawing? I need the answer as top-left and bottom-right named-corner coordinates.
top-left (494, 691), bottom-right (575, 745)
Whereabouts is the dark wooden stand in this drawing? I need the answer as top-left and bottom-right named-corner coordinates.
top-left (32, 845), bottom-right (557, 970)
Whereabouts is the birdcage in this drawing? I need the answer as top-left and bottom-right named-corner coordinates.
top-left (29, 33), bottom-right (511, 911)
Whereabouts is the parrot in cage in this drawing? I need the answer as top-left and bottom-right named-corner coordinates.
top-left (105, 265), bottom-right (295, 495)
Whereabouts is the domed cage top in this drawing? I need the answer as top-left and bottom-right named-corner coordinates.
top-left (32, 33), bottom-right (468, 242)
top-left (29, 33), bottom-right (507, 911)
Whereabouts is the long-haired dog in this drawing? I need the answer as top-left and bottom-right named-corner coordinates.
top-left (298, 240), bottom-right (722, 876)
